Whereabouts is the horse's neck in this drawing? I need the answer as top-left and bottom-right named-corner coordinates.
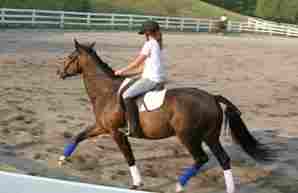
top-left (82, 62), bottom-right (122, 110)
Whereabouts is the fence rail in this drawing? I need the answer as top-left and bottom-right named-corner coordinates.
top-left (246, 17), bottom-right (298, 37)
top-left (0, 8), bottom-right (217, 32)
top-left (1, 8), bottom-right (298, 37)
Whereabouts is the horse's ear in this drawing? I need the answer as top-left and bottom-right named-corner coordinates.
top-left (74, 39), bottom-right (80, 50)
top-left (89, 42), bottom-right (96, 49)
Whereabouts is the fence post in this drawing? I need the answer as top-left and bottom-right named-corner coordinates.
top-left (238, 22), bottom-right (242, 33)
top-left (208, 20), bottom-right (213, 32)
top-left (269, 23), bottom-right (273, 35)
top-left (227, 20), bottom-right (232, 32)
top-left (60, 11), bottom-right (64, 28)
top-left (247, 20), bottom-right (251, 32)
top-left (286, 27), bottom-right (290, 37)
top-left (87, 13), bottom-right (91, 27)
top-left (128, 15), bottom-right (133, 30)
top-left (196, 19), bottom-right (200, 32)
top-left (165, 17), bottom-right (169, 30)
top-left (32, 9), bottom-right (36, 27)
top-left (254, 20), bottom-right (259, 34)
top-left (247, 19), bottom-right (251, 28)
top-left (180, 18), bottom-right (184, 31)
top-left (1, 8), bottom-right (5, 25)
top-left (262, 21), bottom-right (266, 34)
top-left (111, 14), bottom-right (115, 29)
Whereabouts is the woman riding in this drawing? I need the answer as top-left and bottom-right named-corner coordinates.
top-left (114, 20), bottom-right (166, 137)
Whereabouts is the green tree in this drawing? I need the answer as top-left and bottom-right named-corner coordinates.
top-left (244, 0), bottom-right (257, 16)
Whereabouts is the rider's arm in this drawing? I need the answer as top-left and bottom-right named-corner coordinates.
top-left (115, 41), bottom-right (150, 76)
top-left (122, 64), bottom-right (144, 76)
top-left (115, 54), bottom-right (145, 76)
top-left (124, 54), bottom-right (146, 72)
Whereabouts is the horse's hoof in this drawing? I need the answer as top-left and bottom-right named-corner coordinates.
top-left (58, 156), bottom-right (66, 167)
top-left (176, 183), bottom-right (184, 192)
top-left (130, 185), bottom-right (138, 190)
top-left (129, 183), bottom-right (143, 190)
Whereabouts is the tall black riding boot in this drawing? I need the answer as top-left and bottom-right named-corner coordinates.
top-left (124, 98), bottom-right (142, 137)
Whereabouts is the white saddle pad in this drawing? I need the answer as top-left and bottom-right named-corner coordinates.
top-left (119, 78), bottom-right (167, 112)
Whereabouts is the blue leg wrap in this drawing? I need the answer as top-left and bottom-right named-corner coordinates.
top-left (178, 165), bottom-right (201, 186)
top-left (64, 143), bottom-right (78, 157)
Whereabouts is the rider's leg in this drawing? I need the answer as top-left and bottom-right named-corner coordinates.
top-left (122, 78), bottom-right (158, 137)
top-left (123, 97), bottom-right (142, 137)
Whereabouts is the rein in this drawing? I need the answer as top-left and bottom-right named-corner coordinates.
top-left (82, 72), bottom-right (124, 81)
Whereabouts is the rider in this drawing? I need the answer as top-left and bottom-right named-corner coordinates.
top-left (219, 14), bottom-right (229, 32)
top-left (114, 20), bottom-right (166, 136)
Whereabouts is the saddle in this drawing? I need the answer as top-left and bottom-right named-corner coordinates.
top-left (118, 78), bottom-right (167, 112)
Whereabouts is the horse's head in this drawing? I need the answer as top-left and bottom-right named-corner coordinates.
top-left (58, 39), bottom-right (96, 79)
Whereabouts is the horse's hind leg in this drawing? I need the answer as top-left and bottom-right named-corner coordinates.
top-left (206, 140), bottom-right (235, 193)
top-left (59, 124), bottom-right (107, 165)
top-left (176, 133), bottom-right (209, 192)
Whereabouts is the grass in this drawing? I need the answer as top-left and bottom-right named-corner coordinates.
top-left (0, 0), bottom-right (246, 21)
top-left (189, 1), bottom-right (246, 20)
top-left (91, 0), bottom-right (246, 21)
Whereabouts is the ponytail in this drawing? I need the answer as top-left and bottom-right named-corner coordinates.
top-left (158, 32), bottom-right (163, 50)
top-left (145, 30), bottom-right (163, 50)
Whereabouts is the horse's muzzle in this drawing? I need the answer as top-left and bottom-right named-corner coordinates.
top-left (57, 68), bottom-right (67, 80)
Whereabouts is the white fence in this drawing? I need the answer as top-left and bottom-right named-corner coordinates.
top-left (1, 8), bottom-right (298, 37)
top-left (246, 17), bottom-right (298, 37)
top-left (0, 8), bottom-right (217, 32)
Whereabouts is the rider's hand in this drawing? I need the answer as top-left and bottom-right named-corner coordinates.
top-left (114, 69), bottom-right (125, 76)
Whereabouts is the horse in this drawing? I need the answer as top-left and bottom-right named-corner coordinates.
top-left (57, 39), bottom-right (273, 193)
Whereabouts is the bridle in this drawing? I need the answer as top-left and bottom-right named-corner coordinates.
top-left (61, 47), bottom-right (126, 82)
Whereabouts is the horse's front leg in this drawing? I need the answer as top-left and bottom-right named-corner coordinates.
top-left (59, 124), bottom-right (107, 165)
top-left (111, 129), bottom-right (142, 189)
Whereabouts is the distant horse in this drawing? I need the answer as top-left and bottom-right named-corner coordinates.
top-left (57, 40), bottom-right (273, 193)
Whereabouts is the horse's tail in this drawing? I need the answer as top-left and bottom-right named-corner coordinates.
top-left (214, 95), bottom-right (273, 162)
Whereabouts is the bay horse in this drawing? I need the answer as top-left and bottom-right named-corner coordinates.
top-left (57, 40), bottom-right (272, 193)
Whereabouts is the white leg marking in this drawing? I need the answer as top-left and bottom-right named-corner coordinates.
top-left (129, 165), bottom-right (142, 186)
top-left (176, 182), bottom-right (184, 192)
top-left (58, 156), bottom-right (66, 167)
top-left (224, 169), bottom-right (235, 193)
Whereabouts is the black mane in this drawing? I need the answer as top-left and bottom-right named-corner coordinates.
top-left (81, 44), bottom-right (121, 79)
top-left (89, 49), bottom-right (116, 78)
